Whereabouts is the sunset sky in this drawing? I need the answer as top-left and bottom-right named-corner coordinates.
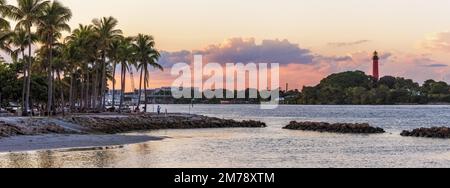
top-left (4, 0), bottom-right (450, 90)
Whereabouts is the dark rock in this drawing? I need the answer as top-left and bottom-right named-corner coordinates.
top-left (66, 114), bottom-right (267, 134)
top-left (283, 121), bottom-right (385, 134)
top-left (0, 123), bottom-right (27, 138)
top-left (401, 127), bottom-right (450, 139)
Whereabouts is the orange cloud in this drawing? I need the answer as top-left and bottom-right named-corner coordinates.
top-left (111, 37), bottom-right (450, 92)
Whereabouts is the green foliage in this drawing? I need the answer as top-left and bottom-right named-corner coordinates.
top-left (298, 71), bottom-right (450, 105)
top-left (0, 62), bottom-right (21, 106)
top-left (319, 71), bottom-right (374, 89)
top-left (0, 61), bottom-right (48, 107)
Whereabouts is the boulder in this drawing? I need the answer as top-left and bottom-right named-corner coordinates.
top-left (401, 127), bottom-right (450, 139)
top-left (283, 121), bottom-right (385, 134)
top-left (65, 114), bottom-right (267, 134)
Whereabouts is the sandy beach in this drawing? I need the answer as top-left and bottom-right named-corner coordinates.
top-left (0, 113), bottom-right (265, 153)
top-left (0, 134), bottom-right (163, 153)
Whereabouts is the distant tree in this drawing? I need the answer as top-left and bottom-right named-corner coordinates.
top-left (0, 0), bottom-right (10, 30)
top-left (133, 34), bottom-right (162, 113)
top-left (379, 76), bottom-right (396, 89)
top-left (345, 87), bottom-right (368, 104)
top-left (430, 81), bottom-right (450, 95)
top-left (8, 0), bottom-right (50, 116)
top-left (297, 71), bottom-right (438, 105)
top-left (92, 16), bottom-right (122, 111)
top-left (319, 71), bottom-right (373, 90)
top-left (0, 62), bottom-right (21, 106)
top-left (37, 0), bottom-right (72, 115)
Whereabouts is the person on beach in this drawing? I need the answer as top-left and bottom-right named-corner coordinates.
top-left (157, 105), bottom-right (161, 114)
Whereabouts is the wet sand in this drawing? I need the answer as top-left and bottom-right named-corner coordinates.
top-left (0, 134), bottom-right (163, 153)
top-left (0, 113), bottom-right (265, 153)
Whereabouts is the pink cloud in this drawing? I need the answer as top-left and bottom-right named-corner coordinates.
top-left (114, 37), bottom-right (450, 91)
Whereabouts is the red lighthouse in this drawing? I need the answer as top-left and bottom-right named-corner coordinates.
top-left (372, 51), bottom-right (380, 80)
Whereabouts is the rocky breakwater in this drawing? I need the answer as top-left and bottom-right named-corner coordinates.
top-left (0, 119), bottom-right (72, 138)
top-left (283, 121), bottom-right (385, 134)
top-left (66, 114), bottom-right (266, 134)
top-left (401, 127), bottom-right (450, 139)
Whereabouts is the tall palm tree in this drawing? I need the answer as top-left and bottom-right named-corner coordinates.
top-left (52, 42), bottom-right (68, 116)
top-left (0, 29), bottom-right (12, 53)
top-left (10, 29), bottom-right (37, 112)
top-left (117, 37), bottom-right (134, 113)
top-left (107, 37), bottom-right (122, 110)
top-left (133, 34), bottom-right (162, 113)
top-left (8, 0), bottom-right (50, 116)
top-left (92, 16), bottom-right (122, 111)
top-left (63, 41), bottom-right (78, 112)
top-left (66, 24), bottom-right (96, 111)
top-left (36, 0), bottom-right (71, 116)
top-left (0, 0), bottom-right (10, 30)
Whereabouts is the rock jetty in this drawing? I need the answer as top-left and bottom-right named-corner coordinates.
top-left (0, 120), bottom-right (70, 138)
top-left (283, 121), bottom-right (385, 134)
top-left (401, 127), bottom-right (450, 139)
top-left (0, 114), bottom-right (266, 138)
top-left (66, 114), bottom-right (266, 134)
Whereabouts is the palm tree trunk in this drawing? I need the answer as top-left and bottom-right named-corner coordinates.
top-left (119, 65), bottom-right (125, 113)
top-left (85, 69), bottom-right (90, 111)
top-left (92, 63), bottom-right (98, 110)
top-left (26, 55), bottom-right (32, 116)
top-left (57, 70), bottom-right (65, 116)
top-left (144, 69), bottom-right (148, 113)
top-left (111, 61), bottom-right (117, 110)
top-left (21, 50), bottom-right (26, 115)
top-left (69, 72), bottom-right (74, 113)
top-left (80, 72), bottom-right (85, 111)
top-left (100, 53), bottom-right (106, 111)
top-left (25, 28), bottom-right (32, 116)
top-left (52, 72), bottom-right (56, 116)
top-left (47, 35), bottom-right (53, 116)
top-left (137, 67), bottom-right (144, 110)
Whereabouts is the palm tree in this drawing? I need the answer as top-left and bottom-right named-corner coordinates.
top-left (52, 43), bottom-right (68, 116)
top-left (66, 24), bottom-right (96, 111)
top-left (10, 29), bottom-right (37, 112)
top-left (117, 37), bottom-right (134, 113)
top-left (92, 16), bottom-right (122, 111)
top-left (0, 0), bottom-right (10, 30)
top-left (133, 34), bottom-right (162, 113)
top-left (0, 29), bottom-right (12, 53)
top-left (63, 41), bottom-right (77, 112)
top-left (36, 0), bottom-right (71, 116)
top-left (107, 37), bottom-right (122, 110)
top-left (8, 0), bottom-right (50, 116)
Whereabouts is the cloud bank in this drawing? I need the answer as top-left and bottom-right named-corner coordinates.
top-left (158, 38), bottom-right (314, 66)
top-left (154, 37), bottom-right (450, 89)
top-left (422, 32), bottom-right (450, 52)
top-left (328, 40), bottom-right (370, 47)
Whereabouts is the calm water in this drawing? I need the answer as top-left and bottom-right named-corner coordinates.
top-left (2, 105), bottom-right (450, 168)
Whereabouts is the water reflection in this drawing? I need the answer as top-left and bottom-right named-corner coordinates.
top-left (0, 147), bottom-right (119, 168)
top-left (2, 105), bottom-right (450, 168)
top-left (37, 151), bottom-right (59, 168)
top-left (6, 153), bottom-right (33, 168)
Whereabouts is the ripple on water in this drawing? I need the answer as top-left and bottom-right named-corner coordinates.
top-left (2, 105), bottom-right (450, 168)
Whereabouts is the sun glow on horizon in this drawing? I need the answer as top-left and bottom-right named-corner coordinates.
top-left (3, 0), bottom-right (450, 89)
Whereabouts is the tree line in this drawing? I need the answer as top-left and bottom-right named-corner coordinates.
top-left (289, 71), bottom-right (450, 105)
top-left (0, 0), bottom-right (163, 116)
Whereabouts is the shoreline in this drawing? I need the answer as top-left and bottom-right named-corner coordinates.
top-left (0, 113), bottom-right (266, 153)
top-left (0, 134), bottom-right (164, 153)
